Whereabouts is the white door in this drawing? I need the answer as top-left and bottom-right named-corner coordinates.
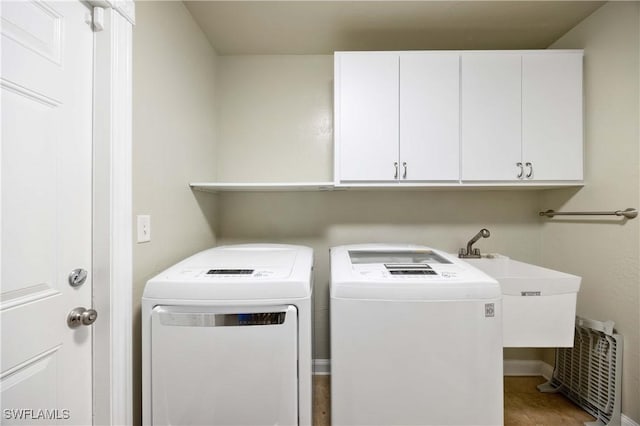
top-left (400, 53), bottom-right (460, 181)
top-left (335, 53), bottom-right (399, 182)
top-left (522, 52), bottom-right (583, 181)
top-left (1, 1), bottom-right (94, 425)
top-left (461, 53), bottom-right (522, 181)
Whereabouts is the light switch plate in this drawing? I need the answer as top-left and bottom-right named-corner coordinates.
top-left (137, 215), bottom-right (151, 243)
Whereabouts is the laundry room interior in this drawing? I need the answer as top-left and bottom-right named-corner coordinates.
top-left (130, 2), bottom-right (639, 425)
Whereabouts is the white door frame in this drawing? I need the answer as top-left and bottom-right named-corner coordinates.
top-left (87, 1), bottom-right (134, 425)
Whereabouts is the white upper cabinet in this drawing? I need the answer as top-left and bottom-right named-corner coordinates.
top-left (335, 53), bottom-right (399, 182)
top-left (400, 53), bottom-right (460, 181)
top-left (461, 53), bottom-right (522, 181)
top-left (334, 50), bottom-right (583, 187)
top-left (335, 52), bottom-right (460, 184)
top-left (461, 51), bottom-right (584, 182)
top-left (522, 52), bottom-right (583, 181)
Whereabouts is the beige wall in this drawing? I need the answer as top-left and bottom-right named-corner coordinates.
top-left (216, 55), bottom-right (334, 182)
top-left (132, 2), bottom-right (219, 424)
top-left (542, 2), bottom-right (640, 421)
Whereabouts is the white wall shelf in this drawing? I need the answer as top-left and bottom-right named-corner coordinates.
top-left (190, 181), bottom-right (584, 192)
top-left (190, 182), bottom-right (336, 192)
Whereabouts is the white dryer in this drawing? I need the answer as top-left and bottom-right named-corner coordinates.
top-left (142, 244), bottom-right (313, 426)
top-left (330, 244), bottom-right (503, 426)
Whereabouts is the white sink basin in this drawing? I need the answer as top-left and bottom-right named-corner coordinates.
top-left (462, 255), bottom-right (581, 348)
top-left (463, 254), bottom-right (581, 296)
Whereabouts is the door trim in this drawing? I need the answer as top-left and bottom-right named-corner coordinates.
top-left (88, 1), bottom-right (134, 425)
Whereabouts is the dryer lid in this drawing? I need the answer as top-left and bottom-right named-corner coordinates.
top-left (143, 244), bottom-right (313, 300)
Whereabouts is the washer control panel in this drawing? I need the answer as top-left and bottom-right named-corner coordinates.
top-left (385, 264), bottom-right (437, 276)
top-left (347, 250), bottom-right (466, 281)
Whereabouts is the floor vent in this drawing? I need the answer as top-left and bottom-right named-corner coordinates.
top-left (538, 316), bottom-right (623, 426)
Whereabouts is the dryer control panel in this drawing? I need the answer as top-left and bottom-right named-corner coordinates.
top-left (173, 268), bottom-right (285, 280)
top-left (207, 269), bottom-right (254, 275)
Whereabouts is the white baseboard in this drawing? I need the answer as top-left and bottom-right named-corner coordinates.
top-left (503, 359), bottom-right (554, 380)
top-left (622, 414), bottom-right (640, 426)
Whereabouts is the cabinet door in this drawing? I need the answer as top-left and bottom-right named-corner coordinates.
top-left (522, 53), bottom-right (583, 181)
top-left (400, 54), bottom-right (460, 181)
top-left (335, 53), bottom-right (399, 182)
top-left (461, 54), bottom-right (522, 181)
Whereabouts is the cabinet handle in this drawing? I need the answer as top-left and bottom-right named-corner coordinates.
top-left (402, 162), bottom-right (407, 179)
top-left (516, 162), bottom-right (524, 179)
top-left (394, 162), bottom-right (399, 179)
top-left (525, 162), bottom-right (533, 179)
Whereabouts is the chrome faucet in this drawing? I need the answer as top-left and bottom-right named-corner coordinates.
top-left (459, 228), bottom-right (490, 258)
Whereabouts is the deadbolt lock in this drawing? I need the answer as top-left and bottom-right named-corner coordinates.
top-left (68, 268), bottom-right (88, 287)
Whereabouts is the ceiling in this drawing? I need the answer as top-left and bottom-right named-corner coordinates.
top-left (184, 1), bottom-right (605, 55)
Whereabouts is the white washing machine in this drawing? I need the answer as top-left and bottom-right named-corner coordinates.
top-left (142, 244), bottom-right (313, 426)
top-left (330, 244), bottom-right (503, 426)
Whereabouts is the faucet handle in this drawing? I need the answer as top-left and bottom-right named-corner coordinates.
top-left (473, 248), bottom-right (481, 257)
top-left (459, 248), bottom-right (466, 256)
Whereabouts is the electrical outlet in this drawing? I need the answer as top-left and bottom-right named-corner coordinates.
top-left (137, 215), bottom-right (151, 243)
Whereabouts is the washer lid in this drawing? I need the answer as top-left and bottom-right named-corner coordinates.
top-left (143, 244), bottom-right (313, 300)
top-left (330, 244), bottom-right (500, 300)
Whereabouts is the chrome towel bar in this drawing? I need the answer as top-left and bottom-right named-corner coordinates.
top-left (539, 208), bottom-right (638, 219)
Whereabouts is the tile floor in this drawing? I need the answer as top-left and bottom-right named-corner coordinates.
top-left (313, 376), bottom-right (595, 426)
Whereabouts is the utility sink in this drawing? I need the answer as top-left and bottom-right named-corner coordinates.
top-left (463, 255), bottom-right (581, 348)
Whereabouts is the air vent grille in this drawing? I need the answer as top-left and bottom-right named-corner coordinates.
top-left (538, 316), bottom-right (622, 426)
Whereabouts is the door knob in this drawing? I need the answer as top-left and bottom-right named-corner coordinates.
top-left (67, 307), bottom-right (98, 328)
